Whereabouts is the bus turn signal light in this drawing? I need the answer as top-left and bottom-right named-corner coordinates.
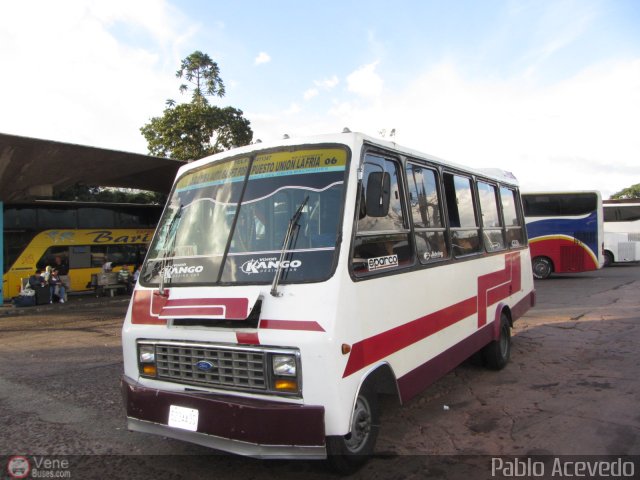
top-left (274, 379), bottom-right (298, 391)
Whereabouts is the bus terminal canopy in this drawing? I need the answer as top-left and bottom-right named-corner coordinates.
top-left (0, 132), bottom-right (186, 202)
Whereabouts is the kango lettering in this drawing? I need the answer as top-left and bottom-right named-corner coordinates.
top-left (241, 257), bottom-right (302, 275)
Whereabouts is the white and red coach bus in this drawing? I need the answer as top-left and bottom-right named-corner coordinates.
top-left (121, 131), bottom-right (535, 470)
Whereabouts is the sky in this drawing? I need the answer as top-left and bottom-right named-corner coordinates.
top-left (1, 0), bottom-right (639, 198)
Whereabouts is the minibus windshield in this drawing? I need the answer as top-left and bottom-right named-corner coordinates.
top-left (142, 147), bottom-right (348, 286)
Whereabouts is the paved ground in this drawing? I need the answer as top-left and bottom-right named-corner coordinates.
top-left (0, 264), bottom-right (638, 479)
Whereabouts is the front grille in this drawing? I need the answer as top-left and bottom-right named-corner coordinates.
top-left (155, 343), bottom-right (267, 391)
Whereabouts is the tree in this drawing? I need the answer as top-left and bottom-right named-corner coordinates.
top-left (176, 51), bottom-right (225, 101)
top-left (54, 183), bottom-right (165, 204)
top-left (141, 51), bottom-right (252, 161)
top-left (610, 183), bottom-right (640, 200)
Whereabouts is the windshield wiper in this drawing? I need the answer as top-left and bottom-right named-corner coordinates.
top-left (158, 204), bottom-right (183, 296)
top-left (270, 196), bottom-right (309, 297)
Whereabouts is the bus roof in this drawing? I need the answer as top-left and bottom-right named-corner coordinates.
top-left (177, 131), bottom-right (520, 187)
top-left (523, 190), bottom-right (602, 197)
top-left (603, 199), bottom-right (640, 205)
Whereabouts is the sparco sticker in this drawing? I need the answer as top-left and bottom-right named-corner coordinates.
top-left (240, 257), bottom-right (302, 275)
top-left (367, 254), bottom-right (398, 271)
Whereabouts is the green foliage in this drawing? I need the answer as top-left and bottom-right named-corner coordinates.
top-left (610, 183), bottom-right (640, 200)
top-left (141, 50), bottom-right (253, 162)
top-left (141, 103), bottom-right (252, 160)
top-left (54, 183), bottom-right (165, 204)
top-left (176, 50), bottom-right (225, 101)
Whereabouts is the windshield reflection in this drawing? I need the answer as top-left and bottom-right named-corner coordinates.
top-left (142, 147), bottom-right (348, 286)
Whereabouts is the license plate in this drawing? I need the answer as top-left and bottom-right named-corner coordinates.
top-left (168, 405), bottom-right (199, 431)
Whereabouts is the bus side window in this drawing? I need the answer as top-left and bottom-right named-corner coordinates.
top-left (477, 181), bottom-right (506, 252)
top-left (70, 246), bottom-right (91, 268)
top-left (352, 154), bottom-right (412, 276)
top-left (108, 245), bottom-right (140, 266)
top-left (443, 173), bottom-right (481, 256)
top-left (500, 187), bottom-right (526, 248)
top-left (37, 246), bottom-right (70, 269)
top-left (405, 163), bottom-right (449, 264)
top-left (91, 246), bottom-right (108, 267)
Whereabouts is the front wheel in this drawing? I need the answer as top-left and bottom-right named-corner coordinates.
top-left (532, 256), bottom-right (553, 279)
top-left (483, 313), bottom-right (512, 370)
top-left (326, 384), bottom-right (379, 473)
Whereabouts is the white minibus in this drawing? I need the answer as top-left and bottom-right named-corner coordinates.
top-left (121, 131), bottom-right (535, 471)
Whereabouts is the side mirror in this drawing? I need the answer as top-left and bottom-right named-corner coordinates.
top-left (365, 171), bottom-right (391, 217)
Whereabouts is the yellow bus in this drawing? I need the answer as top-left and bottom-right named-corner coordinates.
top-left (3, 228), bottom-right (153, 300)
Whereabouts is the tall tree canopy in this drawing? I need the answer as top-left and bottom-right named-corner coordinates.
top-left (610, 183), bottom-right (640, 200)
top-left (177, 51), bottom-right (226, 101)
top-left (141, 51), bottom-right (252, 161)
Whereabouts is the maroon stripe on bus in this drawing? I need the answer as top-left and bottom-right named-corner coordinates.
top-left (163, 297), bottom-right (249, 320)
top-left (131, 289), bottom-right (167, 325)
top-left (477, 252), bottom-right (521, 327)
top-left (342, 252), bottom-right (524, 378)
top-left (397, 323), bottom-right (494, 403)
top-left (260, 320), bottom-right (326, 332)
top-left (236, 332), bottom-right (260, 345)
top-left (342, 297), bottom-right (478, 378)
top-left (160, 306), bottom-right (225, 317)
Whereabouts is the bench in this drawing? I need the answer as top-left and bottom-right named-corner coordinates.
top-left (99, 284), bottom-right (128, 297)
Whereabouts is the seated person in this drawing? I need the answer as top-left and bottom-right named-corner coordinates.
top-left (132, 264), bottom-right (141, 284)
top-left (117, 266), bottom-right (131, 283)
top-left (28, 269), bottom-right (45, 288)
top-left (117, 266), bottom-right (133, 294)
top-left (49, 269), bottom-right (66, 303)
top-left (53, 255), bottom-right (71, 293)
top-left (41, 265), bottom-right (52, 284)
top-left (53, 255), bottom-right (69, 275)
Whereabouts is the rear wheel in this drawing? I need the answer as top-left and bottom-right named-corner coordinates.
top-left (326, 383), bottom-right (379, 473)
top-left (483, 313), bottom-right (511, 370)
top-left (532, 256), bottom-right (553, 279)
top-left (604, 251), bottom-right (614, 267)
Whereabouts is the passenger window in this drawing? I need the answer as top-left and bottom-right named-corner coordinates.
top-left (91, 245), bottom-right (143, 268)
top-left (352, 154), bottom-right (412, 276)
top-left (357, 154), bottom-right (406, 233)
top-left (91, 246), bottom-right (107, 267)
top-left (70, 246), bottom-right (91, 269)
top-left (500, 187), bottom-right (526, 248)
top-left (37, 247), bottom-right (70, 270)
top-left (406, 163), bottom-right (449, 263)
top-left (477, 181), bottom-right (506, 252)
top-left (443, 173), bottom-right (481, 256)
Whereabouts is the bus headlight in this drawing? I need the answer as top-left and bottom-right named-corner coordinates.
top-left (138, 344), bottom-right (157, 377)
top-left (272, 355), bottom-right (296, 376)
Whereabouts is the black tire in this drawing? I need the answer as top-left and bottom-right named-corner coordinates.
top-left (326, 383), bottom-right (379, 473)
top-left (483, 313), bottom-right (511, 370)
top-left (604, 251), bottom-right (614, 267)
top-left (532, 256), bottom-right (553, 279)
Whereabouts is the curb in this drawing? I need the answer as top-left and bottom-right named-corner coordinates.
top-left (1, 295), bottom-right (130, 317)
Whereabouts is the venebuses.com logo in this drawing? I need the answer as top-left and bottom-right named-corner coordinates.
top-left (6, 455), bottom-right (71, 478)
top-left (7, 456), bottom-right (30, 479)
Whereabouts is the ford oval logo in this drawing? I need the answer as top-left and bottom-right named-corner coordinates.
top-left (195, 360), bottom-right (215, 371)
